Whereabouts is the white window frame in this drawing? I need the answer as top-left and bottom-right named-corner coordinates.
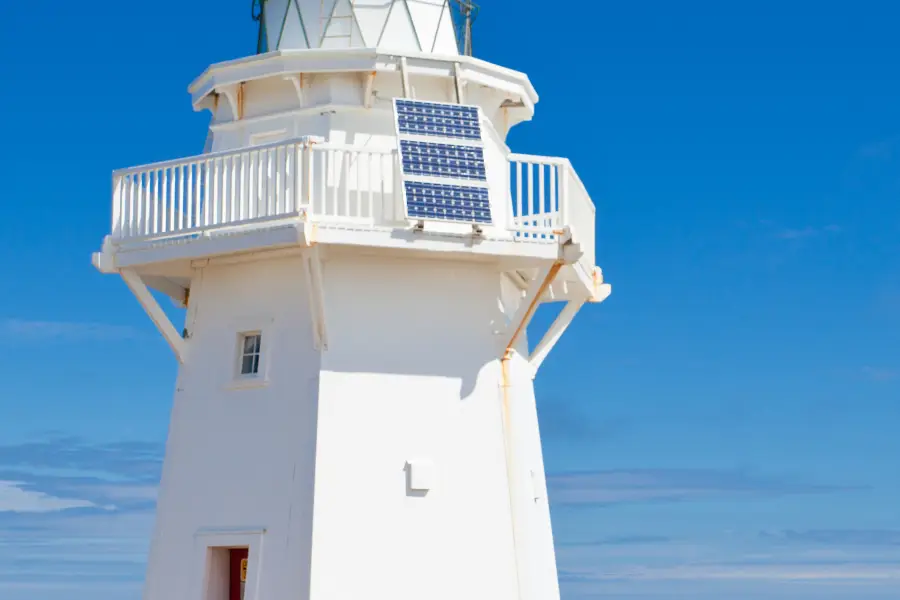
top-left (237, 331), bottom-right (263, 377)
top-left (226, 316), bottom-right (275, 391)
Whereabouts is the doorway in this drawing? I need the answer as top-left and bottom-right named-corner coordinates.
top-left (229, 548), bottom-right (249, 600)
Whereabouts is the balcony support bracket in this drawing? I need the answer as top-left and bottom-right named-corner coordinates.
top-left (363, 71), bottom-right (376, 108)
top-left (121, 269), bottom-right (187, 364)
top-left (302, 245), bottom-right (328, 351)
top-left (502, 261), bottom-right (563, 357)
top-left (141, 275), bottom-right (189, 308)
top-left (284, 74), bottom-right (305, 106)
top-left (588, 268), bottom-right (613, 304)
top-left (399, 56), bottom-right (411, 98)
top-left (216, 83), bottom-right (243, 121)
top-left (528, 296), bottom-right (587, 375)
top-left (453, 63), bottom-right (466, 104)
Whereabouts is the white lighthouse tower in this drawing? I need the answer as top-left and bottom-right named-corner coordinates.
top-left (93, 2), bottom-right (610, 599)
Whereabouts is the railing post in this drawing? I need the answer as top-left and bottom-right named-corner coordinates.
top-left (178, 165), bottom-right (186, 231)
top-left (516, 160), bottom-right (523, 229)
top-left (128, 174), bottom-right (136, 238)
top-left (170, 167), bottom-right (177, 232)
top-left (305, 143), bottom-right (315, 218)
top-left (538, 161), bottom-right (545, 221)
top-left (111, 174), bottom-right (122, 239)
top-left (560, 161), bottom-right (571, 231)
top-left (290, 144), bottom-right (302, 214)
top-left (393, 150), bottom-right (401, 222)
top-left (203, 160), bottom-right (211, 227)
top-left (161, 169), bottom-right (168, 234)
top-left (367, 152), bottom-right (375, 224)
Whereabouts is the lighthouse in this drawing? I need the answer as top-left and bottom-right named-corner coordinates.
top-left (93, 2), bottom-right (611, 599)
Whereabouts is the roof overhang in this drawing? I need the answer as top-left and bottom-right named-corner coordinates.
top-left (187, 48), bottom-right (539, 118)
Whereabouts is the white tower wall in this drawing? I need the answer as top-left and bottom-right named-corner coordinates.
top-left (142, 254), bottom-right (560, 600)
top-left (145, 256), bottom-right (322, 600)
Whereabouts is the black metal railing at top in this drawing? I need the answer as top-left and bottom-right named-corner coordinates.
top-left (249, 0), bottom-right (479, 56)
top-left (252, 0), bottom-right (267, 54)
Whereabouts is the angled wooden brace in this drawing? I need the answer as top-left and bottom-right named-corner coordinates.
top-left (528, 296), bottom-right (587, 374)
top-left (121, 269), bottom-right (187, 364)
top-left (284, 74), bottom-right (305, 105)
top-left (302, 246), bottom-right (328, 350)
top-left (503, 262), bottom-right (563, 356)
top-left (453, 62), bottom-right (466, 104)
top-left (216, 83), bottom-right (243, 121)
top-left (362, 71), bottom-right (376, 108)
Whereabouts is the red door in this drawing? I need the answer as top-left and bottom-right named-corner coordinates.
top-left (229, 548), bottom-right (249, 600)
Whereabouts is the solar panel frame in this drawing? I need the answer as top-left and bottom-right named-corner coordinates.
top-left (393, 98), bottom-right (494, 227)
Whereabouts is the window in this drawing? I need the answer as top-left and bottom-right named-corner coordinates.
top-left (226, 317), bottom-right (273, 391)
top-left (239, 333), bottom-right (262, 376)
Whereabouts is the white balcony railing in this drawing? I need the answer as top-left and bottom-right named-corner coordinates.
top-left (508, 153), bottom-right (596, 271)
top-left (111, 139), bottom-right (401, 241)
top-left (110, 140), bottom-right (596, 270)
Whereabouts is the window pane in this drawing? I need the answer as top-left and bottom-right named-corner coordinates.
top-left (253, 335), bottom-right (262, 353)
top-left (243, 334), bottom-right (258, 355)
top-left (241, 355), bottom-right (256, 375)
top-left (252, 354), bottom-right (260, 374)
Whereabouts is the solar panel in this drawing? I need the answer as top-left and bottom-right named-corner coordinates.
top-left (399, 141), bottom-right (486, 181)
top-left (393, 99), bottom-right (493, 227)
top-left (395, 99), bottom-right (481, 140)
top-left (404, 181), bottom-right (492, 223)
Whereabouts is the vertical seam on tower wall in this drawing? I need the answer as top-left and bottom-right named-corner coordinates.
top-left (500, 352), bottom-right (523, 600)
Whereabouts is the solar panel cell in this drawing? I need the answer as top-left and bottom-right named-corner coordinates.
top-left (404, 182), bottom-right (492, 224)
top-left (399, 141), bottom-right (487, 181)
top-left (395, 100), bottom-right (481, 140)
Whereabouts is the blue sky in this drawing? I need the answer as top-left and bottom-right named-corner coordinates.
top-left (1, 0), bottom-right (899, 598)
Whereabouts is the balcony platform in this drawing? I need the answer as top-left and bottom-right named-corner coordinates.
top-left (93, 139), bottom-right (607, 306)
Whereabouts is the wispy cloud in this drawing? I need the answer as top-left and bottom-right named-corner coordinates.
top-left (562, 562), bottom-right (900, 582)
top-left (756, 219), bottom-right (842, 241)
top-left (859, 138), bottom-right (896, 160)
top-left (862, 366), bottom-right (898, 382)
top-left (0, 319), bottom-right (144, 342)
top-left (0, 510), bottom-right (151, 599)
top-left (774, 224), bottom-right (842, 240)
top-left (537, 397), bottom-right (631, 441)
top-left (762, 530), bottom-right (900, 547)
top-left (548, 468), bottom-right (860, 506)
top-left (0, 436), bottom-right (162, 514)
top-left (0, 436), bottom-right (162, 596)
top-left (0, 481), bottom-right (102, 513)
top-left (560, 535), bottom-right (674, 547)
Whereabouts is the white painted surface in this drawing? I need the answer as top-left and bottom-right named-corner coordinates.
top-left (143, 254), bottom-right (561, 600)
top-left (145, 257), bottom-right (321, 600)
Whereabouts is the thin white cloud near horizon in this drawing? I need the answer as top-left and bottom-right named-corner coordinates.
top-left (563, 562), bottom-right (900, 582)
top-left (0, 318), bottom-right (144, 342)
top-left (0, 481), bottom-right (104, 513)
